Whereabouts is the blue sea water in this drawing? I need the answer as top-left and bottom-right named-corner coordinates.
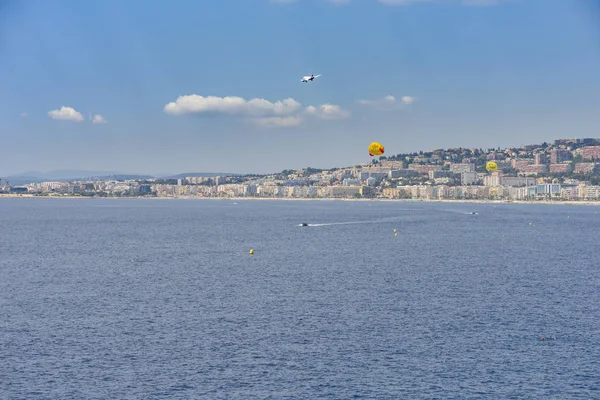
top-left (1, 197), bottom-right (599, 399)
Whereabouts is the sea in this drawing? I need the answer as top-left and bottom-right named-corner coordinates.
top-left (1, 197), bottom-right (599, 399)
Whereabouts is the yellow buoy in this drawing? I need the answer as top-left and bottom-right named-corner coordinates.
top-left (393, 229), bottom-right (397, 233)
top-left (249, 249), bottom-right (254, 255)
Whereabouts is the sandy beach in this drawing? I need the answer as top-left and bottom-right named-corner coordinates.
top-left (1, 193), bottom-right (599, 206)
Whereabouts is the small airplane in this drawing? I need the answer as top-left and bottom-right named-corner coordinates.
top-left (301, 74), bottom-right (321, 83)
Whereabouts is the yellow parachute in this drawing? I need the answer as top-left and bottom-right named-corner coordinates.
top-left (486, 161), bottom-right (498, 171)
top-left (368, 142), bottom-right (385, 157)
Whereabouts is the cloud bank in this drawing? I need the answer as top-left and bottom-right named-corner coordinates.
top-left (164, 94), bottom-right (350, 127)
top-left (357, 94), bottom-right (415, 111)
top-left (305, 104), bottom-right (350, 119)
top-left (164, 95), bottom-right (302, 117)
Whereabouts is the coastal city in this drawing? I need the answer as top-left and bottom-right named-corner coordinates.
top-left (2, 137), bottom-right (600, 202)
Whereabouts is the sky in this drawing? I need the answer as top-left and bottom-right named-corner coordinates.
top-left (1, 0), bottom-right (600, 176)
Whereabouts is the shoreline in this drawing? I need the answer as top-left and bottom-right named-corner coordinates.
top-left (1, 193), bottom-right (599, 206)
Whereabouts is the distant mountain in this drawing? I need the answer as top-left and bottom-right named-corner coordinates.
top-left (0, 170), bottom-right (241, 186)
top-left (1, 170), bottom-right (131, 185)
top-left (18, 169), bottom-right (122, 180)
top-left (164, 172), bottom-right (239, 179)
top-left (0, 175), bottom-right (44, 186)
top-left (85, 174), bottom-right (157, 181)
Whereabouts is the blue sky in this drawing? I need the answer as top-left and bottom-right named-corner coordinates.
top-left (1, 0), bottom-right (599, 176)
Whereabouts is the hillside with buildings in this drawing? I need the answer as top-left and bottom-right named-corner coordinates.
top-left (3, 137), bottom-right (600, 201)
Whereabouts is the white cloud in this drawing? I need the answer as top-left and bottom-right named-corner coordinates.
top-left (91, 114), bottom-right (107, 124)
top-left (164, 94), bottom-right (349, 127)
top-left (48, 106), bottom-right (84, 122)
top-left (357, 94), bottom-right (415, 111)
top-left (305, 104), bottom-right (350, 119)
top-left (20, 112), bottom-right (27, 118)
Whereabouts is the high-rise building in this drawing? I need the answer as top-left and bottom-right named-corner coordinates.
top-left (534, 153), bottom-right (547, 165)
top-left (550, 149), bottom-right (572, 163)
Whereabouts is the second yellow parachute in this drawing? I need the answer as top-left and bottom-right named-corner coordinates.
top-left (369, 142), bottom-right (385, 156)
top-left (486, 161), bottom-right (498, 171)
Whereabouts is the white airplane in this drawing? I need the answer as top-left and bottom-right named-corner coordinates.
top-left (301, 74), bottom-right (321, 83)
